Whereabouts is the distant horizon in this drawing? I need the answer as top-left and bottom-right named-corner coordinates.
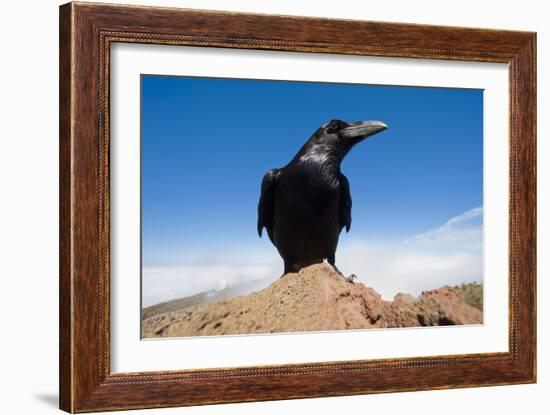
top-left (142, 206), bottom-right (483, 307)
top-left (141, 75), bottom-right (483, 307)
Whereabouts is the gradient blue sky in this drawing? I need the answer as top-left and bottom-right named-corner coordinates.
top-left (141, 75), bottom-right (483, 269)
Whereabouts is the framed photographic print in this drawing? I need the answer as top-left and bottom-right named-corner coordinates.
top-left (59, 2), bottom-right (536, 412)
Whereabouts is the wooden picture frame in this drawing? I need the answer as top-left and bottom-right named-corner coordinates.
top-left (59, 2), bottom-right (536, 412)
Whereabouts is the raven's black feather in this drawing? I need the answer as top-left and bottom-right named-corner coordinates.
top-left (257, 119), bottom-right (386, 275)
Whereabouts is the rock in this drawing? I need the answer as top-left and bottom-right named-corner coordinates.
top-left (416, 287), bottom-right (483, 326)
top-left (142, 263), bottom-right (483, 338)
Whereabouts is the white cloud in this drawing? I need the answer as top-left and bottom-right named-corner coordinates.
top-left (142, 262), bottom-right (280, 307)
top-left (337, 243), bottom-right (482, 301)
top-left (338, 207), bottom-right (483, 299)
top-left (408, 207), bottom-right (483, 250)
top-left (143, 207), bottom-right (483, 306)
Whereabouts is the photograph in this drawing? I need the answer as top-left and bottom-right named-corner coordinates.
top-left (51, 1), bottom-right (538, 412)
top-left (140, 75), bottom-right (484, 338)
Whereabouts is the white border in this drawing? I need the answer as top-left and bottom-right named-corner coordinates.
top-left (111, 44), bottom-right (509, 373)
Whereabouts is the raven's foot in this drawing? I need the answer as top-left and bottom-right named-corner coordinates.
top-left (344, 274), bottom-right (358, 284)
top-left (331, 263), bottom-right (357, 284)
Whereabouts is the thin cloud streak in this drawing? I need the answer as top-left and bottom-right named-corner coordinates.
top-left (409, 207), bottom-right (483, 250)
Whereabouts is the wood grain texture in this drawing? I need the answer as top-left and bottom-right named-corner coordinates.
top-left (59, 3), bottom-right (73, 411)
top-left (59, 2), bottom-right (537, 412)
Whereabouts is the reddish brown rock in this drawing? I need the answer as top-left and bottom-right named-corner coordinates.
top-left (142, 263), bottom-right (483, 338)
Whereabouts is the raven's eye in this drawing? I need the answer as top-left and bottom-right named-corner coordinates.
top-left (329, 121), bottom-right (339, 130)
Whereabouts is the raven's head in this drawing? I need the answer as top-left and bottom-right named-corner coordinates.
top-left (298, 119), bottom-right (388, 166)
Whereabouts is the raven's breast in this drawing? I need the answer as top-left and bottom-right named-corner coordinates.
top-left (271, 171), bottom-right (341, 269)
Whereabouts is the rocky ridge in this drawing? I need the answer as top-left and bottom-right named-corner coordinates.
top-left (142, 263), bottom-right (482, 338)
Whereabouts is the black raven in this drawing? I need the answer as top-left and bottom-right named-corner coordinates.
top-left (257, 119), bottom-right (388, 277)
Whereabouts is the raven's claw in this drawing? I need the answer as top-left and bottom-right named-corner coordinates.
top-left (344, 274), bottom-right (358, 284)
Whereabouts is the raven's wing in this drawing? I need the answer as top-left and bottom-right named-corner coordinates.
top-left (257, 169), bottom-right (280, 240)
top-left (339, 173), bottom-right (352, 232)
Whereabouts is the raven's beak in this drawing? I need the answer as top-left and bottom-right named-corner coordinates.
top-left (342, 120), bottom-right (388, 142)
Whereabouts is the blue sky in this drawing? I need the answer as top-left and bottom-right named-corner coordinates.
top-left (141, 75), bottom-right (483, 305)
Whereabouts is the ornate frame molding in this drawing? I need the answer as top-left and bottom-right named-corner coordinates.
top-left (60, 2), bottom-right (536, 412)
